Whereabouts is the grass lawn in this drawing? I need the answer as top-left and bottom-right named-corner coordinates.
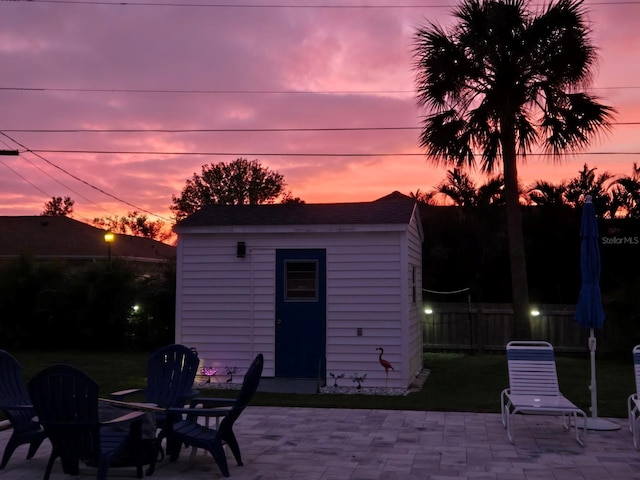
top-left (7, 350), bottom-right (635, 419)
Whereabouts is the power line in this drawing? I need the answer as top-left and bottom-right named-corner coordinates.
top-left (0, 86), bottom-right (413, 95)
top-left (0, 160), bottom-right (96, 223)
top-left (2, 85), bottom-right (639, 94)
top-left (0, 135), bottom-right (112, 216)
top-left (0, 127), bottom-right (420, 133)
top-left (0, 0), bottom-right (457, 8)
top-left (0, 159), bottom-right (53, 199)
top-left (0, 156), bottom-right (98, 223)
top-left (0, 141), bottom-right (97, 222)
top-left (0, 132), bottom-right (172, 222)
top-left (3, 0), bottom-right (637, 7)
top-left (24, 149), bottom-right (640, 156)
top-left (1, 122), bottom-right (639, 134)
top-left (17, 154), bottom-right (117, 217)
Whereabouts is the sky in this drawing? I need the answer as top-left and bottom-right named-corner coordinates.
top-left (1, 0), bottom-right (639, 226)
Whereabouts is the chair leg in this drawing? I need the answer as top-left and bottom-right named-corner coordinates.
top-left (97, 456), bottom-right (110, 480)
top-left (167, 436), bottom-right (182, 461)
top-left (0, 437), bottom-right (19, 469)
top-left (43, 454), bottom-right (57, 480)
top-left (206, 441), bottom-right (230, 477)
top-left (505, 408), bottom-right (514, 443)
top-left (500, 391), bottom-right (507, 428)
top-left (147, 433), bottom-right (166, 475)
top-left (575, 413), bottom-right (586, 447)
top-left (26, 437), bottom-right (46, 459)
top-left (223, 431), bottom-right (243, 466)
top-left (60, 455), bottom-right (79, 475)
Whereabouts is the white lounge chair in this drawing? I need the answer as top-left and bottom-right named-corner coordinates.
top-left (501, 340), bottom-right (587, 446)
top-left (628, 345), bottom-right (640, 447)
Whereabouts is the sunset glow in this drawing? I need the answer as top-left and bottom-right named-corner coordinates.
top-left (1, 1), bottom-right (638, 226)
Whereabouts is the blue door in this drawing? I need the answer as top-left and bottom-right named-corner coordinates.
top-left (275, 249), bottom-right (326, 378)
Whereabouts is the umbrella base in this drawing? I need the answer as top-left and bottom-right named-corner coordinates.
top-left (585, 417), bottom-right (621, 431)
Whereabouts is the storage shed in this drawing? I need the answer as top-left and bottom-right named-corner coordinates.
top-left (174, 191), bottom-right (424, 391)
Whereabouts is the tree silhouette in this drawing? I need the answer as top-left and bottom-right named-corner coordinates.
top-left (564, 164), bottom-right (614, 218)
top-left (610, 163), bottom-right (640, 219)
top-left (93, 211), bottom-right (169, 242)
top-left (527, 180), bottom-right (568, 206)
top-left (41, 196), bottom-right (74, 216)
top-left (170, 158), bottom-right (286, 220)
top-left (413, 0), bottom-right (615, 338)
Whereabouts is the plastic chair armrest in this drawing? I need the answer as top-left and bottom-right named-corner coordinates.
top-left (0, 402), bottom-right (33, 410)
top-left (101, 411), bottom-right (146, 425)
top-left (167, 406), bottom-right (232, 418)
top-left (110, 388), bottom-right (143, 400)
top-left (189, 397), bottom-right (235, 408)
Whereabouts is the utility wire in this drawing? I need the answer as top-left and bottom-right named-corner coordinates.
top-left (0, 127), bottom-right (421, 133)
top-left (0, 1), bottom-right (464, 8)
top-left (0, 157), bottom-right (97, 224)
top-left (0, 132), bottom-right (172, 222)
top-left (1, 86), bottom-right (639, 94)
top-left (15, 153), bottom-right (118, 218)
top-left (0, 87), bottom-right (414, 95)
top-left (0, 160), bottom-right (52, 199)
top-left (1, 123), bottom-right (639, 133)
top-left (0, 159), bottom-right (96, 223)
top-left (0, 135), bottom-right (113, 217)
top-left (23, 149), bottom-right (640, 156)
top-left (2, 0), bottom-right (637, 7)
top-left (0, 137), bottom-right (97, 221)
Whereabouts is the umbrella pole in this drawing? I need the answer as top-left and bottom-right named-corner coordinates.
top-left (589, 329), bottom-right (598, 418)
top-left (585, 328), bottom-right (620, 430)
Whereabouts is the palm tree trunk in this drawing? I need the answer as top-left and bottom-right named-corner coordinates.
top-left (502, 124), bottom-right (531, 340)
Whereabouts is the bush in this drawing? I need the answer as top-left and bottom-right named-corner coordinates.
top-left (0, 255), bottom-right (175, 351)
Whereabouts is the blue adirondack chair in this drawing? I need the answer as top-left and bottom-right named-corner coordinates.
top-left (28, 364), bottom-right (146, 480)
top-left (154, 353), bottom-right (264, 477)
top-left (111, 344), bottom-right (199, 418)
top-left (110, 344), bottom-right (200, 466)
top-left (0, 350), bottom-right (47, 469)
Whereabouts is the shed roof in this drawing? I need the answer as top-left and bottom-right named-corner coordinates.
top-left (176, 191), bottom-right (417, 229)
top-left (0, 216), bottom-right (175, 261)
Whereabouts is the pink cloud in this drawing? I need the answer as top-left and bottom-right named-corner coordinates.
top-left (0, 1), bottom-right (638, 224)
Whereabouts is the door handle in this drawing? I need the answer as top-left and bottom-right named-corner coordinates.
top-left (276, 318), bottom-right (282, 325)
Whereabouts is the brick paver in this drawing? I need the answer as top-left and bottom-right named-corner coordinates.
top-left (0, 407), bottom-right (637, 479)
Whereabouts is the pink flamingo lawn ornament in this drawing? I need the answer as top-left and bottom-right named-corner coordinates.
top-left (376, 347), bottom-right (394, 386)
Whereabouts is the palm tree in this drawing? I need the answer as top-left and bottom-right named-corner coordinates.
top-left (436, 168), bottom-right (507, 206)
top-left (610, 163), bottom-right (640, 218)
top-left (409, 189), bottom-right (438, 205)
top-left (476, 175), bottom-right (506, 206)
top-left (436, 168), bottom-right (478, 206)
top-left (564, 163), bottom-right (614, 217)
top-left (527, 180), bottom-right (568, 206)
top-left (413, 0), bottom-right (615, 338)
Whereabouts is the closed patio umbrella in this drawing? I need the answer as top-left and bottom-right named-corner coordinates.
top-left (575, 195), bottom-right (619, 430)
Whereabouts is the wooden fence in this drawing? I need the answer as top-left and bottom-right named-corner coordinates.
top-left (422, 303), bottom-right (594, 353)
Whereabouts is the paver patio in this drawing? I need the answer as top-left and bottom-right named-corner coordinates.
top-left (0, 407), bottom-right (638, 479)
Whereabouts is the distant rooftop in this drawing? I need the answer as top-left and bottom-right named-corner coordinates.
top-left (0, 216), bottom-right (175, 261)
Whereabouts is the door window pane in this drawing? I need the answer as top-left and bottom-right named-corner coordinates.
top-left (285, 261), bottom-right (318, 301)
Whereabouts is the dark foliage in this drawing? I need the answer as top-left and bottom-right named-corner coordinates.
top-left (0, 256), bottom-right (175, 351)
top-left (421, 204), bottom-right (639, 305)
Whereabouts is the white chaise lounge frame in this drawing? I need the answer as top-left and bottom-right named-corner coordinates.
top-left (501, 340), bottom-right (587, 446)
top-left (627, 345), bottom-right (640, 447)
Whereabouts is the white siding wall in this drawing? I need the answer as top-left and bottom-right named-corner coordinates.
top-left (406, 209), bottom-right (425, 381)
top-left (325, 233), bottom-right (403, 388)
top-left (176, 225), bottom-right (422, 388)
